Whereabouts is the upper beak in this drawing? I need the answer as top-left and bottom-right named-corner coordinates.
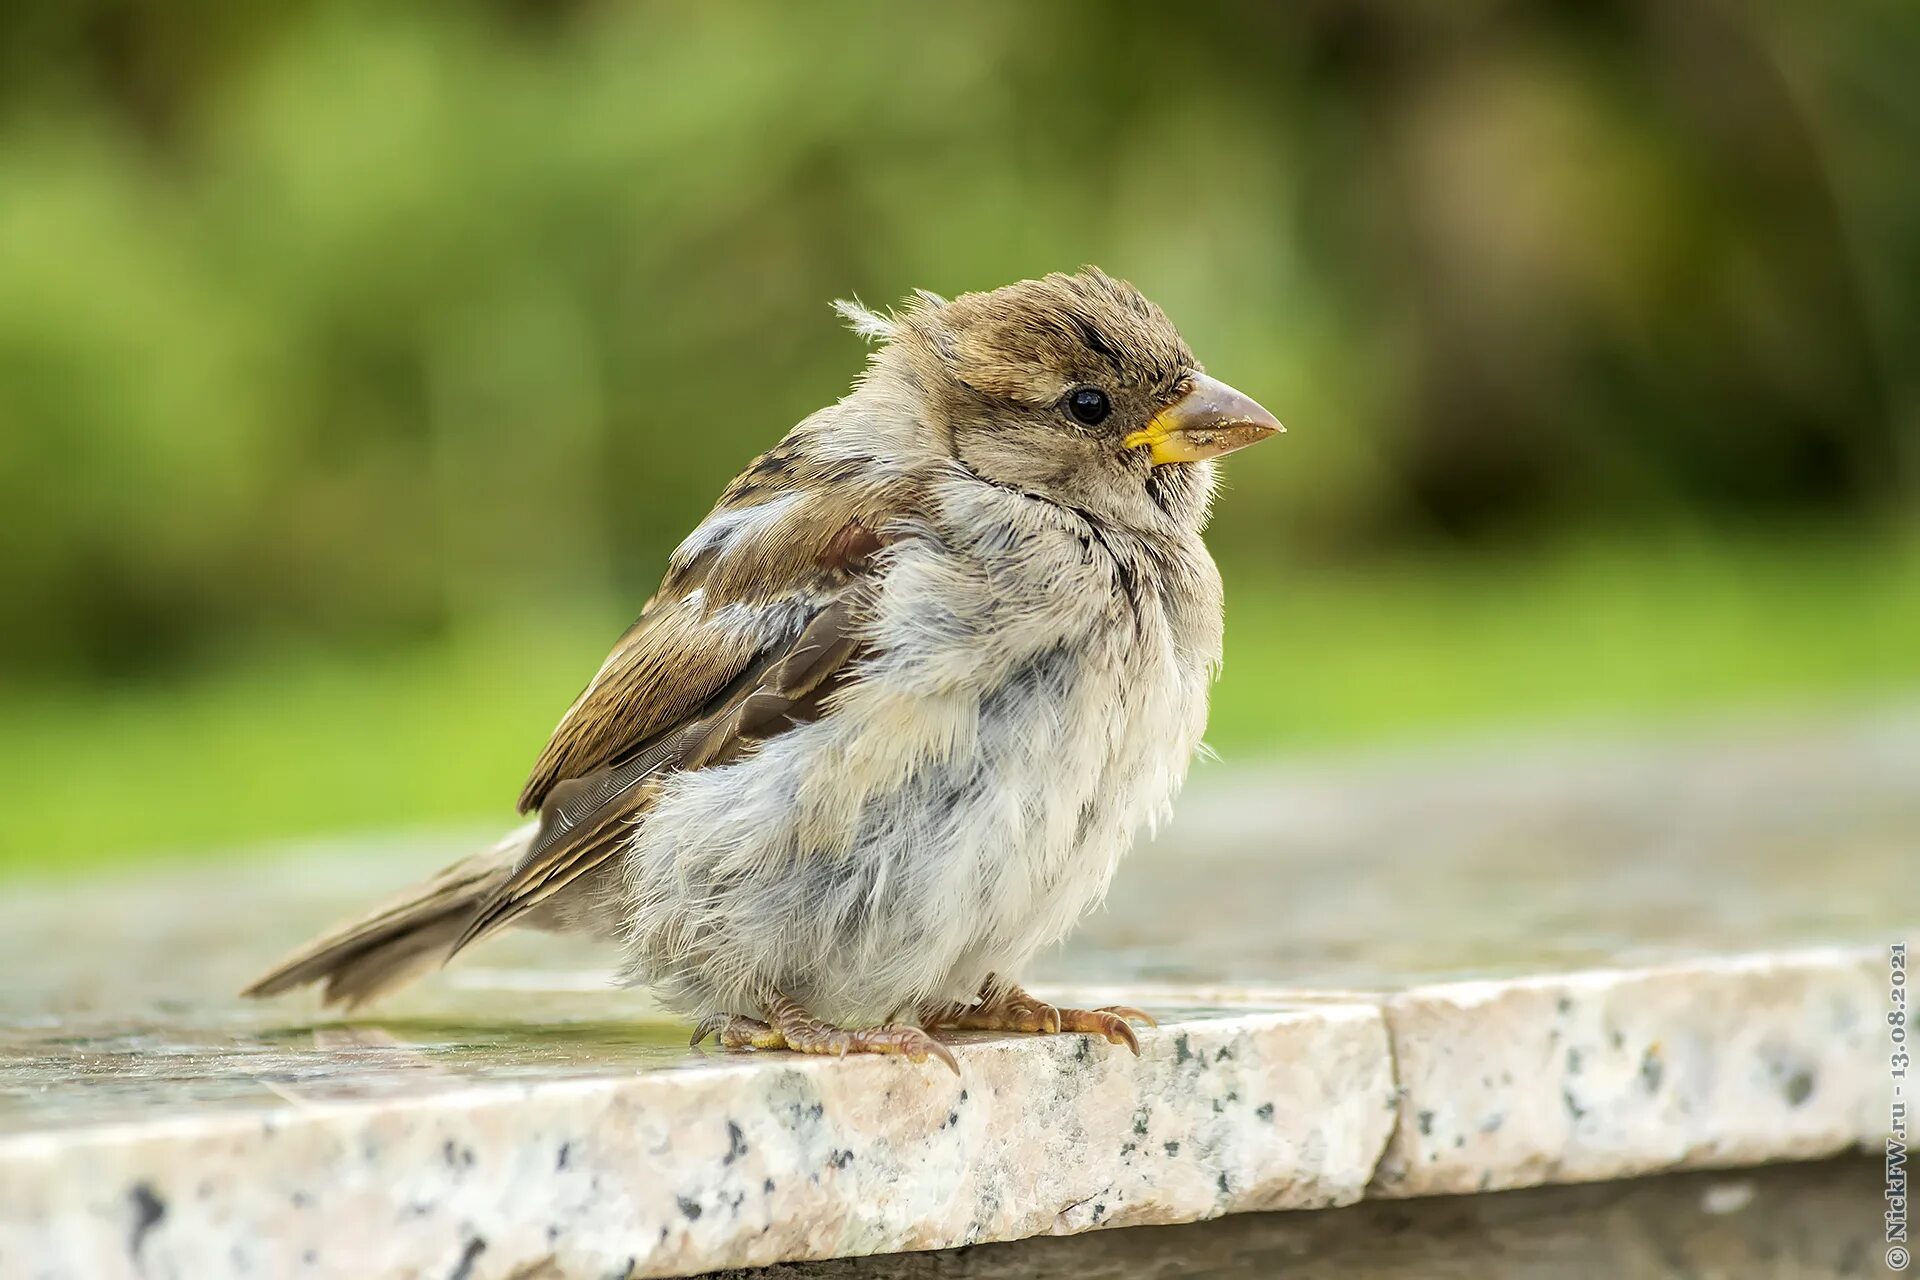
top-left (1122, 373), bottom-right (1283, 465)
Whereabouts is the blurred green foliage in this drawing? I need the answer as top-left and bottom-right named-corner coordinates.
top-left (4, 0), bottom-right (1916, 676)
top-left (1, 2), bottom-right (1916, 866)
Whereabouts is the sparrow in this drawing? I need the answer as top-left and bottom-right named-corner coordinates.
top-left (246, 269), bottom-right (1281, 1073)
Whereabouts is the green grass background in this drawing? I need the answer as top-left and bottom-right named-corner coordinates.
top-left (6, 527), bottom-right (1914, 878)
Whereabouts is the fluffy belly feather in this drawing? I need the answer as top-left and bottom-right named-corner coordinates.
top-left (619, 502), bottom-right (1217, 1024)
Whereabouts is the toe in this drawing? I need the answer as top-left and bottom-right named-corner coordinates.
top-left (780, 1019), bottom-right (960, 1074)
top-left (716, 1016), bottom-right (786, 1051)
top-left (1098, 1005), bottom-right (1157, 1028)
top-left (1059, 1009), bottom-right (1142, 1055)
top-left (1006, 996), bottom-right (1061, 1034)
top-left (875, 1024), bottom-right (959, 1075)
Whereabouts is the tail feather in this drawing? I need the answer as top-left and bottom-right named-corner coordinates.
top-left (242, 825), bottom-right (531, 1009)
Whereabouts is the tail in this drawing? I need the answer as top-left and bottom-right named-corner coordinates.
top-left (242, 824), bottom-right (533, 1009)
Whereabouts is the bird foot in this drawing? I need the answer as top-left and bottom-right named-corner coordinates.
top-left (691, 995), bottom-right (958, 1074)
top-left (690, 1012), bottom-right (784, 1050)
top-left (932, 983), bottom-right (1156, 1055)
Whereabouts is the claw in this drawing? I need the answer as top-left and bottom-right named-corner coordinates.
top-left (1057, 1008), bottom-right (1142, 1055)
top-left (934, 980), bottom-right (1155, 1058)
top-left (689, 1013), bottom-right (730, 1048)
top-left (1002, 991), bottom-right (1060, 1034)
top-left (759, 994), bottom-right (962, 1075)
top-left (915, 1034), bottom-right (961, 1076)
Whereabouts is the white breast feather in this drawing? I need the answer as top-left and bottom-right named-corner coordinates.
top-left (619, 477), bottom-right (1221, 1024)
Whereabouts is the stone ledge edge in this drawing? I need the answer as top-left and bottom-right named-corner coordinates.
top-left (0, 944), bottom-right (1904, 1278)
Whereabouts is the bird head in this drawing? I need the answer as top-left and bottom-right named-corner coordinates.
top-left (836, 269), bottom-right (1281, 530)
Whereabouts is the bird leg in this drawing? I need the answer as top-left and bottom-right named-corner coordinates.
top-left (691, 992), bottom-right (958, 1074)
top-left (927, 978), bottom-right (1156, 1055)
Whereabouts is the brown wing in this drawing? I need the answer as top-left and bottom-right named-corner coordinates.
top-left (514, 587), bottom-right (764, 815)
top-left (455, 466), bottom-right (898, 956)
top-left (517, 449), bottom-right (887, 815)
top-left (451, 596), bottom-right (864, 953)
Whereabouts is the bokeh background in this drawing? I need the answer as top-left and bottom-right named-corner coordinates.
top-left (3, 0), bottom-right (1916, 875)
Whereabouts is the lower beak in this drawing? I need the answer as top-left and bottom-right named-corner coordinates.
top-left (1122, 373), bottom-right (1284, 465)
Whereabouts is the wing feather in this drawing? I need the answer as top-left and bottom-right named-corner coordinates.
top-left (459, 458), bottom-right (903, 956)
top-left (514, 591), bottom-right (766, 814)
top-left (516, 474), bottom-right (889, 814)
top-left (453, 596), bottom-right (869, 953)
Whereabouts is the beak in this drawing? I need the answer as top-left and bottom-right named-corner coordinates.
top-left (1122, 373), bottom-right (1283, 465)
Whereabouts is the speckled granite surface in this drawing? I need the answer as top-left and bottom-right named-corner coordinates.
top-left (709, 1158), bottom-right (1888, 1278)
top-left (0, 708), bottom-right (1913, 1278)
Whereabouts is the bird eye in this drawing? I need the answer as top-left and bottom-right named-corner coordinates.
top-left (1067, 386), bottom-right (1111, 426)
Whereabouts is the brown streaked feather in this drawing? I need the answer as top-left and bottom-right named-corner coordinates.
top-left (517, 474), bottom-right (898, 815)
top-left (476, 442), bottom-right (910, 956)
top-left (514, 591), bottom-right (765, 814)
top-left (453, 596), bottom-right (871, 955)
top-left (241, 841), bottom-right (520, 1007)
top-left (821, 516), bottom-right (884, 573)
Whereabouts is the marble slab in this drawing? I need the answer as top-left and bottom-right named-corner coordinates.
top-left (711, 1158), bottom-right (1889, 1278)
top-left (0, 706), bottom-right (1914, 1278)
top-left (1370, 949), bottom-right (1889, 1197)
top-left (0, 1007), bottom-right (1395, 1280)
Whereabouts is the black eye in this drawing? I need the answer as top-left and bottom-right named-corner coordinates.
top-left (1067, 386), bottom-right (1111, 426)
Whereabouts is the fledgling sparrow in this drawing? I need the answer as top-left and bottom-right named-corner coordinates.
top-left (246, 269), bottom-right (1281, 1072)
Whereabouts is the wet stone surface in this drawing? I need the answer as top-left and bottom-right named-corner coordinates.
top-left (0, 707), bottom-right (1913, 1278)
